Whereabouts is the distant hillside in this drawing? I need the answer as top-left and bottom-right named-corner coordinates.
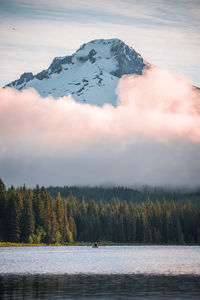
top-left (46, 185), bottom-right (200, 207)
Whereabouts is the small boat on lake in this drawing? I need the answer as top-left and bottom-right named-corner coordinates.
top-left (92, 242), bottom-right (99, 248)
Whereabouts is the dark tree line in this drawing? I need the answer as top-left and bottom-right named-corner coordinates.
top-left (47, 185), bottom-right (200, 207)
top-left (0, 179), bottom-right (199, 244)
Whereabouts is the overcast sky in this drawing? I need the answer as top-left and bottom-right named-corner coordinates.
top-left (0, 0), bottom-right (199, 87)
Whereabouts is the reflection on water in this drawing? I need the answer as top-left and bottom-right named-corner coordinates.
top-left (0, 274), bottom-right (200, 299)
top-left (0, 246), bottom-right (200, 299)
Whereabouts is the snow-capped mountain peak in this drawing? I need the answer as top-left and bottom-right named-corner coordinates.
top-left (6, 38), bottom-right (149, 106)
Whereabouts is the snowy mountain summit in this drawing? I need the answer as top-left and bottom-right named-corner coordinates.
top-left (6, 39), bottom-right (149, 106)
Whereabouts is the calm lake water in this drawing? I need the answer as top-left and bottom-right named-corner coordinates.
top-left (0, 246), bottom-right (200, 299)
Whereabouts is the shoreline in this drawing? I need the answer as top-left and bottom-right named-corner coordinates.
top-left (0, 242), bottom-right (198, 247)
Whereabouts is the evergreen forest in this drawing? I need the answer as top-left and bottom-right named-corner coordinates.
top-left (0, 179), bottom-right (199, 245)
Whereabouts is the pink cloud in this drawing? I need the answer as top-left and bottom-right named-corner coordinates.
top-left (1, 66), bottom-right (199, 149)
top-left (0, 67), bottom-right (200, 187)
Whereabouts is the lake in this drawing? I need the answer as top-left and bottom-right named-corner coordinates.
top-left (0, 245), bottom-right (200, 299)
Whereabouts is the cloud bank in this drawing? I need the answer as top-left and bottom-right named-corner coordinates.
top-left (0, 67), bottom-right (200, 187)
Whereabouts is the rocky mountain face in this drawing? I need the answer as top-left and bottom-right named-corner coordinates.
top-left (6, 38), bottom-right (149, 106)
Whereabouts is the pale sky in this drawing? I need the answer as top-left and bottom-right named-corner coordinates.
top-left (0, 0), bottom-right (200, 87)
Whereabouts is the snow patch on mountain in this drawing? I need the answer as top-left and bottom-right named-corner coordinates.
top-left (6, 39), bottom-right (149, 106)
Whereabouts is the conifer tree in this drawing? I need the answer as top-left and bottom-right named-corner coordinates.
top-left (0, 178), bottom-right (7, 240)
top-left (69, 215), bottom-right (77, 241)
top-left (7, 187), bottom-right (23, 242)
top-left (56, 192), bottom-right (64, 232)
top-left (50, 212), bottom-right (60, 243)
top-left (23, 197), bottom-right (35, 242)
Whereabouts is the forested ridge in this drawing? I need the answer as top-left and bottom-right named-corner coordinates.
top-left (0, 179), bottom-right (199, 245)
top-left (47, 185), bottom-right (200, 206)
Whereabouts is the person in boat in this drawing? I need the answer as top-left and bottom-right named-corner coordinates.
top-left (93, 241), bottom-right (99, 248)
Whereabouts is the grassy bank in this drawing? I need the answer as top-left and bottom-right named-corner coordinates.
top-left (0, 242), bottom-right (47, 247)
top-left (0, 241), bottom-right (196, 247)
top-left (0, 242), bottom-right (92, 247)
